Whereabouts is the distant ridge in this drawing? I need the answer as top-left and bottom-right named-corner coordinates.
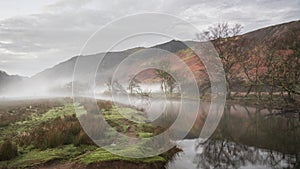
top-left (0, 70), bottom-right (26, 93)
top-left (1, 20), bottom-right (299, 95)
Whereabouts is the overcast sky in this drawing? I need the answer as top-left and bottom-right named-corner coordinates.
top-left (0, 0), bottom-right (299, 77)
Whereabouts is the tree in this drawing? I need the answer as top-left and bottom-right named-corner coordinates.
top-left (155, 62), bottom-right (177, 95)
top-left (199, 23), bottom-right (243, 98)
top-left (128, 76), bottom-right (141, 94)
top-left (264, 28), bottom-right (300, 102)
top-left (241, 46), bottom-right (267, 99)
top-left (105, 77), bottom-right (127, 95)
top-left (278, 30), bottom-right (300, 101)
top-left (112, 80), bottom-right (127, 94)
top-left (105, 77), bottom-right (112, 93)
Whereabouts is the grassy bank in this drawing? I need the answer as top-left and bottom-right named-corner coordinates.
top-left (0, 98), bottom-right (180, 169)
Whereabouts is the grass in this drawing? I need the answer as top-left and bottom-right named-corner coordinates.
top-left (14, 103), bottom-right (75, 125)
top-left (0, 99), bottom-right (66, 128)
top-left (102, 106), bottom-right (158, 137)
top-left (138, 132), bottom-right (153, 138)
top-left (76, 102), bottom-right (173, 165)
top-left (77, 147), bottom-right (165, 164)
top-left (0, 145), bottom-right (97, 168)
top-left (75, 103), bottom-right (88, 117)
top-left (39, 103), bottom-right (75, 121)
top-left (104, 106), bottom-right (147, 123)
top-left (1, 103), bottom-right (76, 141)
top-left (0, 99), bottom-right (179, 168)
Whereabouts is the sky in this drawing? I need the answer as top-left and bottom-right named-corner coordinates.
top-left (0, 0), bottom-right (299, 77)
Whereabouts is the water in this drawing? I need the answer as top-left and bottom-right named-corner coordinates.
top-left (167, 139), bottom-right (300, 169)
top-left (165, 104), bottom-right (300, 169)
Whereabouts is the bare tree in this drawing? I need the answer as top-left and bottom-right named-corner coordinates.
top-left (128, 76), bottom-right (141, 94)
top-left (278, 30), bottom-right (300, 101)
top-left (241, 46), bottom-right (266, 99)
top-left (105, 77), bottom-right (112, 93)
top-left (199, 22), bottom-right (243, 98)
top-left (155, 61), bottom-right (177, 95)
top-left (264, 28), bottom-right (300, 102)
top-left (112, 80), bottom-right (127, 94)
top-left (105, 77), bottom-right (127, 94)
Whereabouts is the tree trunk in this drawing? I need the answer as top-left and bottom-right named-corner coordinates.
top-left (226, 81), bottom-right (231, 99)
top-left (245, 85), bottom-right (253, 97)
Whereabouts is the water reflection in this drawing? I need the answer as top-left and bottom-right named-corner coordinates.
top-left (167, 104), bottom-right (300, 169)
top-left (168, 139), bottom-right (299, 169)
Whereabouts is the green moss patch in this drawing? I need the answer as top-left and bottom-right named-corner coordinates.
top-left (77, 148), bottom-right (165, 164)
top-left (138, 132), bottom-right (153, 138)
top-left (2, 103), bottom-right (76, 141)
top-left (0, 145), bottom-right (96, 168)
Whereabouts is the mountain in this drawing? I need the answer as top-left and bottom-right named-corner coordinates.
top-left (23, 40), bottom-right (192, 95)
top-left (2, 20), bottom-right (300, 96)
top-left (0, 71), bottom-right (26, 94)
top-left (240, 20), bottom-right (300, 46)
top-left (30, 40), bottom-right (190, 84)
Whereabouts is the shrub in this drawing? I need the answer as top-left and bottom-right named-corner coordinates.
top-left (0, 140), bottom-right (18, 161)
top-left (74, 130), bottom-right (94, 147)
top-left (97, 101), bottom-right (113, 111)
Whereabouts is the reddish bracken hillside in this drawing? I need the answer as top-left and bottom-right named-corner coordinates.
top-left (136, 20), bottom-right (300, 87)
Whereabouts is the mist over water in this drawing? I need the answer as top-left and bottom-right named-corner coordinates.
top-left (0, 78), bottom-right (163, 101)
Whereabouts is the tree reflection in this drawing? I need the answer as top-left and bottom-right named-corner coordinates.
top-left (194, 139), bottom-right (300, 169)
top-left (192, 104), bottom-right (300, 169)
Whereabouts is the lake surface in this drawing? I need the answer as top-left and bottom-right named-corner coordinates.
top-left (167, 138), bottom-right (299, 169)
top-left (164, 104), bottom-right (300, 169)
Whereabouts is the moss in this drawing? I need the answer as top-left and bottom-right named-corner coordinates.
top-left (136, 123), bottom-right (155, 133)
top-left (0, 103), bottom-right (76, 142)
top-left (138, 132), bottom-right (153, 138)
top-left (104, 114), bottom-right (124, 121)
top-left (76, 104), bottom-right (169, 165)
top-left (17, 114), bottom-right (97, 149)
top-left (104, 106), bottom-right (146, 123)
top-left (75, 104), bottom-right (88, 117)
top-left (0, 145), bottom-right (96, 168)
top-left (31, 103), bottom-right (75, 123)
top-left (7, 103), bottom-right (76, 137)
top-left (122, 125), bottom-right (129, 132)
top-left (14, 104), bottom-right (74, 125)
top-left (77, 148), bottom-right (165, 164)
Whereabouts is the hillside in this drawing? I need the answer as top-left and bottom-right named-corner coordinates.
top-left (2, 20), bottom-right (299, 96)
top-left (0, 71), bottom-right (26, 94)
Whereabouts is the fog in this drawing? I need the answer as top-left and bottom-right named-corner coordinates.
top-left (0, 75), bottom-right (165, 100)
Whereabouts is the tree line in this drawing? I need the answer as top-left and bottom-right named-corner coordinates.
top-left (199, 23), bottom-right (300, 102)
